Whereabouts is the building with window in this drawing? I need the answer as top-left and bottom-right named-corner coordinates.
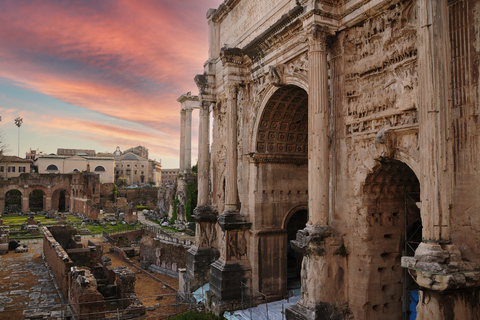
top-left (113, 146), bottom-right (161, 186)
top-left (161, 169), bottom-right (179, 186)
top-left (35, 154), bottom-right (114, 183)
top-left (0, 156), bottom-right (32, 180)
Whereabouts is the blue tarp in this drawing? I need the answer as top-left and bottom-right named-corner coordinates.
top-left (410, 289), bottom-right (418, 320)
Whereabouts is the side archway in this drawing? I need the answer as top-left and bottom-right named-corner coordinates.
top-left (353, 159), bottom-right (421, 319)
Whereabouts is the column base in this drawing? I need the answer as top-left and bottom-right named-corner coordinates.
top-left (208, 259), bottom-right (252, 314)
top-left (218, 209), bottom-right (251, 231)
top-left (193, 205), bottom-right (218, 222)
top-left (402, 242), bottom-right (480, 319)
top-left (182, 246), bottom-right (219, 294)
top-left (286, 301), bottom-right (348, 320)
top-left (402, 242), bottom-right (480, 291)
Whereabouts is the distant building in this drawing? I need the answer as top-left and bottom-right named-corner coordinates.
top-left (57, 148), bottom-right (96, 157)
top-left (161, 169), bottom-right (179, 186)
top-left (113, 146), bottom-right (161, 186)
top-left (0, 156), bottom-right (32, 179)
top-left (35, 154), bottom-right (115, 183)
top-left (25, 149), bottom-right (45, 163)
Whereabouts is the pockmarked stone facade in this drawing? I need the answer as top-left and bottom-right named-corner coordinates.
top-left (183, 0), bottom-right (480, 319)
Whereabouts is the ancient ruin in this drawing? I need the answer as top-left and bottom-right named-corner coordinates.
top-left (183, 0), bottom-right (480, 319)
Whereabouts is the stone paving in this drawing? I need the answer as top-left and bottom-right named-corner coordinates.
top-left (0, 241), bottom-right (63, 320)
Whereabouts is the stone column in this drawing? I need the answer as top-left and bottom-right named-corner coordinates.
top-left (286, 24), bottom-right (343, 320)
top-left (208, 48), bottom-right (251, 315)
top-left (22, 195), bottom-right (29, 213)
top-left (185, 108), bottom-right (193, 172)
top-left (308, 25), bottom-right (330, 227)
top-left (183, 74), bottom-right (220, 295)
top-left (179, 110), bottom-right (186, 173)
top-left (197, 100), bottom-right (211, 207)
top-left (223, 83), bottom-right (238, 213)
top-left (401, 1), bottom-right (480, 319)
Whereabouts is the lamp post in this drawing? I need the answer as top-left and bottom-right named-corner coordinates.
top-left (14, 117), bottom-right (23, 157)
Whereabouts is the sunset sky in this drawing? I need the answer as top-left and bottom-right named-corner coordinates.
top-left (0, 0), bottom-right (223, 168)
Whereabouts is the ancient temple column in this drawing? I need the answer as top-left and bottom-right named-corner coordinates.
top-left (401, 2), bottom-right (480, 319)
top-left (179, 110), bottom-right (186, 173)
top-left (185, 108), bottom-right (193, 172)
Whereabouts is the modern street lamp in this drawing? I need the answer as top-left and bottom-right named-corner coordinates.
top-left (14, 117), bottom-right (23, 157)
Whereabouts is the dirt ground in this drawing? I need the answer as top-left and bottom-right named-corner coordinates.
top-left (102, 243), bottom-right (191, 319)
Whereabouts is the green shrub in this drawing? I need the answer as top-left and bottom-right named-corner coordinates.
top-left (170, 195), bottom-right (179, 224)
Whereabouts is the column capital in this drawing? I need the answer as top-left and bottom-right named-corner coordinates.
top-left (225, 83), bottom-right (239, 100)
top-left (304, 23), bottom-right (331, 53)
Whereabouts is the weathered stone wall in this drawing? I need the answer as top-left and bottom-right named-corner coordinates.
top-left (450, 0), bottom-right (480, 265)
top-left (117, 189), bottom-right (158, 209)
top-left (140, 234), bottom-right (189, 273)
top-left (69, 267), bottom-right (105, 320)
top-left (42, 226), bottom-right (74, 297)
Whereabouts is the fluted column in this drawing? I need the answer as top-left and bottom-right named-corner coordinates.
top-left (308, 25), bottom-right (330, 226)
top-left (417, 0), bottom-right (452, 243)
top-left (197, 101), bottom-right (210, 206)
top-left (287, 24), bottom-right (340, 320)
top-left (185, 108), bottom-right (193, 172)
top-left (179, 110), bottom-right (186, 173)
top-left (223, 83), bottom-right (238, 213)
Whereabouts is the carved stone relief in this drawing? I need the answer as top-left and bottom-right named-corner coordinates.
top-left (343, 0), bottom-right (418, 136)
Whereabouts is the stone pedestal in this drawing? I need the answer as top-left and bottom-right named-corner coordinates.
top-left (286, 225), bottom-right (346, 320)
top-left (182, 205), bottom-right (219, 293)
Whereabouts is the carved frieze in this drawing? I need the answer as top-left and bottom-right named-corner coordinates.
top-left (343, 0), bottom-right (418, 136)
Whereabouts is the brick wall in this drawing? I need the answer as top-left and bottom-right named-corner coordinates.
top-left (42, 227), bottom-right (74, 297)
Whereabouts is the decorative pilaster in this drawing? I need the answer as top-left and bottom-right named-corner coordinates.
top-left (401, 1), bottom-right (480, 319)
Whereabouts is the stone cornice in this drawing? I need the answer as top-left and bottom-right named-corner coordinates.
top-left (250, 153), bottom-right (308, 165)
top-left (242, 5), bottom-right (305, 62)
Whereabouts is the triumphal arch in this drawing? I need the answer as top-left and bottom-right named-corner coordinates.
top-left (182, 0), bottom-right (480, 319)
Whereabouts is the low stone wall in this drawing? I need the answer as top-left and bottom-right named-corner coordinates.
top-left (140, 234), bottom-right (190, 274)
top-left (42, 226), bottom-right (74, 297)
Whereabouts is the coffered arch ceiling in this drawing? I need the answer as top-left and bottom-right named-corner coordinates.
top-left (256, 85), bottom-right (308, 156)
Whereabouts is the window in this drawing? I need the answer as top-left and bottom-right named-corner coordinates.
top-left (116, 164), bottom-right (119, 167)
top-left (94, 166), bottom-right (106, 172)
top-left (46, 164), bottom-right (59, 171)
top-left (134, 171), bottom-right (137, 174)
top-left (141, 165), bottom-right (144, 168)
top-left (0, 166), bottom-right (4, 172)
top-left (135, 164), bottom-right (137, 168)
top-left (8, 166), bottom-right (15, 173)
top-left (19, 167), bottom-right (26, 173)
top-left (127, 164), bottom-right (130, 167)
top-left (141, 171), bottom-right (144, 175)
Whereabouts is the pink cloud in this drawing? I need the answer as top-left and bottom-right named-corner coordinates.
top-left (0, 0), bottom-right (222, 133)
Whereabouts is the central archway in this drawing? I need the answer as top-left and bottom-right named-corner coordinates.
top-left (253, 84), bottom-right (309, 298)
